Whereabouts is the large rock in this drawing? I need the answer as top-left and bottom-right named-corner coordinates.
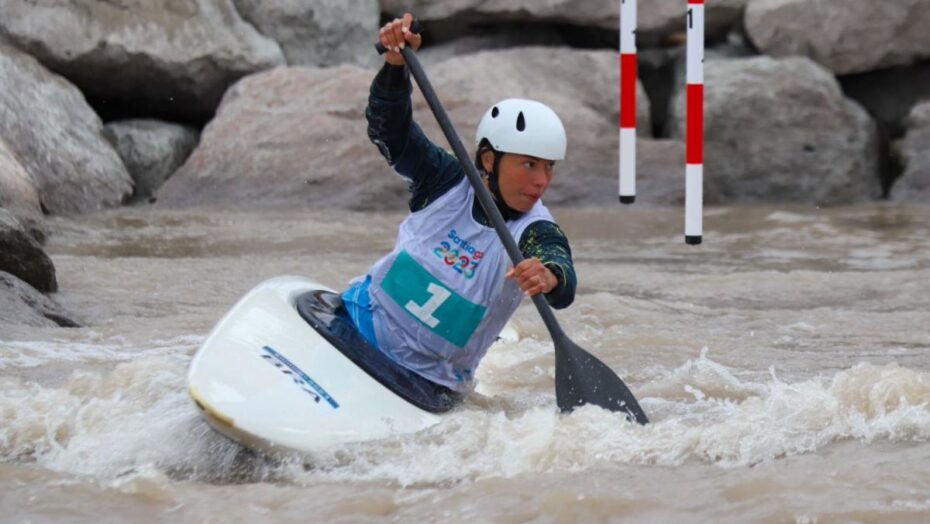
top-left (0, 0), bottom-right (285, 122)
top-left (103, 120), bottom-right (200, 204)
top-left (745, 0), bottom-right (930, 75)
top-left (233, 0), bottom-right (380, 67)
top-left (668, 56), bottom-right (881, 205)
top-left (380, 0), bottom-right (748, 44)
top-left (545, 139), bottom-right (720, 207)
top-left (0, 142), bottom-right (45, 243)
top-left (0, 138), bottom-right (41, 217)
top-left (0, 43), bottom-right (133, 215)
top-left (639, 0), bottom-right (749, 45)
top-left (0, 271), bottom-right (80, 328)
top-left (893, 102), bottom-right (930, 202)
top-left (158, 47), bottom-right (651, 209)
top-left (418, 33), bottom-right (569, 67)
top-left (0, 209), bottom-right (56, 293)
top-left (158, 65), bottom-right (405, 209)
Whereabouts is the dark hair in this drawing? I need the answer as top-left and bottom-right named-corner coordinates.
top-left (474, 139), bottom-right (495, 174)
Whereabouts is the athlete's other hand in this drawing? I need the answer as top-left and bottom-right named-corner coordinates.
top-left (380, 13), bottom-right (422, 66)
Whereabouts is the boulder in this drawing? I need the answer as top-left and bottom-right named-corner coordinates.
top-left (418, 33), bottom-right (569, 67)
top-left (0, 140), bottom-right (46, 240)
top-left (0, 138), bottom-right (41, 218)
top-left (158, 47), bottom-right (651, 209)
top-left (0, 0), bottom-right (285, 122)
top-left (639, 0), bottom-right (749, 45)
top-left (0, 271), bottom-right (80, 328)
top-left (892, 102), bottom-right (930, 202)
top-left (379, 0), bottom-right (748, 44)
top-left (634, 139), bottom-right (722, 207)
top-left (0, 139), bottom-right (46, 242)
top-left (745, 0), bottom-right (930, 75)
top-left (103, 120), bottom-right (200, 204)
top-left (668, 56), bottom-right (881, 205)
top-left (233, 0), bottom-right (380, 67)
top-left (157, 65), bottom-right (402, 209)
top-left (544, 139), bottom-right (720, 207)
top-left (0, 43), bottom-right (133, 215)
top-left (0, 209), bottom-right (56, 293)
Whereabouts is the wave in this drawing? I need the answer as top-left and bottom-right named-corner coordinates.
top-left (2, 349), bottom-right (928, 486)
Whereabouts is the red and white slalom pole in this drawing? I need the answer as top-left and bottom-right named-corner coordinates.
top-left (619, 0), bottom-right (636, 204)
top-left (685, 0), bottom-right (704, 245)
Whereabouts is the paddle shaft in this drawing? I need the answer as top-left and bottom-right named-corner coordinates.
top-left (375, 29), bottom-right (649, 424)
top-left (396, 46), bottom-right (568, 342)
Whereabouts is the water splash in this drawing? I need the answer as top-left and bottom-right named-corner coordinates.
top-left (2, 348), bottom-right (928, 488)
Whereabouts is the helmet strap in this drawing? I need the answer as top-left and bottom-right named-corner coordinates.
top-left (485, 150), bottom-right (522, 221)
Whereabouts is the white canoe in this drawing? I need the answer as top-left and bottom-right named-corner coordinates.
top-left (188, 276), bottom-right (517, 456)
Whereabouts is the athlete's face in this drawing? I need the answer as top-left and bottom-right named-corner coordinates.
top-left (481, 151), bottom-right (556, 213)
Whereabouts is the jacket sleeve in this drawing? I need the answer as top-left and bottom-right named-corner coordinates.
top-left (518, 220), bottom-right (577, 309)
top-left (366, 63), bottom-right (464, 212)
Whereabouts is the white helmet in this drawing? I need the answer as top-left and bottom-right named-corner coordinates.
top-left (475, 98), bottom-right (567, 161)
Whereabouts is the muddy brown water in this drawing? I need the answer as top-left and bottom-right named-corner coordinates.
top-left (2, 204), bottom-right (929, 523)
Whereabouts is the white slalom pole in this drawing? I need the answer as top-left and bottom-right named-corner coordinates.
top-left (685, 0), bottom-right (704, 245)
top-left (619, 0), bottom-right (637, 204)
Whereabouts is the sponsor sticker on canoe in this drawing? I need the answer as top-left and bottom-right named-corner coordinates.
top-left (260, 345), bottom-right (339, 409)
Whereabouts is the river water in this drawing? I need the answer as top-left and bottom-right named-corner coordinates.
top-left (2, 204), bottom-right (929, 523)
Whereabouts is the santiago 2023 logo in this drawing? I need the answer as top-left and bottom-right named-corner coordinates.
top-left (434, 229), bottom-right (486, 279)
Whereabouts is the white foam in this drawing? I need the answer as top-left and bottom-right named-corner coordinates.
top-left (290, 358), bottom-right (930, 486)
top-left (3, 351), bottom-right (929, 487)
top-left (0, 335), bottom-right (201, 370)
top-left (765, 211), bottom-right (817, 224)
top-left (0, 358), bottom-right (245, 481)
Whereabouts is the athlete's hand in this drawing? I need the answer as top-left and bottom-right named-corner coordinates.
top-left (506, 258), bottom-right (558, 297)
top-left (379, 13), bottom-right (422, 66)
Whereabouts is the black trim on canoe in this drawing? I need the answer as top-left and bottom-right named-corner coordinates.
top-left (295, 290), bottom-right (462, 414)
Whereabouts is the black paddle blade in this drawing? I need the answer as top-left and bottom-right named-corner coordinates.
top-left (553, 333), bottom-right (649, 425)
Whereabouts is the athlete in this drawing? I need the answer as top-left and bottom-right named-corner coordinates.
top-left (341, 13), bottom-right (576, 410)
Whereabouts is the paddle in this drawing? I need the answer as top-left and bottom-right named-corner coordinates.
top-left (376, 25), bottom-right (649, 424)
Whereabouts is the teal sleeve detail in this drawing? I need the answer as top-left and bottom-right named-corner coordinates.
top-left (518, 220), bottom-right (576, 309)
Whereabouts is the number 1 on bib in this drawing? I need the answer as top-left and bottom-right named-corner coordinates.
top-left (405, 283), bottom-right (451, 328)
